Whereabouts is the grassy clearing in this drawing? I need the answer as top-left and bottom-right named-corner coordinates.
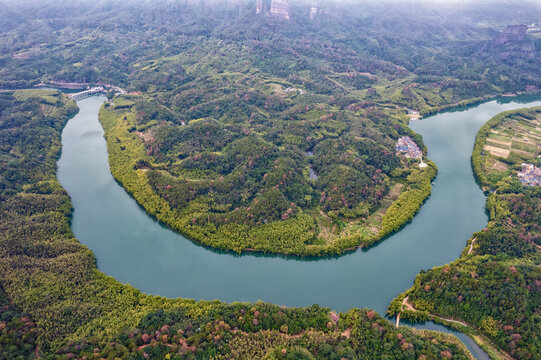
top-left (511, 139), bottom-right (538, 153)
top-left (13, 89), bottom-right (60, 105)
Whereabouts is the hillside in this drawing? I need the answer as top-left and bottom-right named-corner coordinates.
top-left (2, 0), bottom-right (539, 254)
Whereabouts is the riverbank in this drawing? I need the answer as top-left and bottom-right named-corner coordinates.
top-left (417, 91), bottom-right (541, 118)
top-left (392, 104), bottom-right (541, 360)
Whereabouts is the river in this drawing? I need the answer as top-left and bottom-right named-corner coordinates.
top-left (56, 94), bottom-right (541, 359)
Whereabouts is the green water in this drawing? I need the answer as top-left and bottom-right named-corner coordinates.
top-left (57, 95), bottom-right (541, 359)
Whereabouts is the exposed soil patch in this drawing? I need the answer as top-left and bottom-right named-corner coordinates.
top-left (341, 327), bottom-right (352, 339)
top-left (484, 145), bottom-right (510, 158)
top-left (468, 237), bottom-right (476, 254)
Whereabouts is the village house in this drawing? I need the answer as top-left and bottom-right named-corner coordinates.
top-left (517, 163), bottom-right (541, 186)
top-left (396, 136), bottom-right (422, 159)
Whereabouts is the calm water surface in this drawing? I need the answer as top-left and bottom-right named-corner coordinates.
top-left (57, 95), bottom-right (541, 358)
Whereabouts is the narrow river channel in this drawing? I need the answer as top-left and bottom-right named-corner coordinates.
top-left (57, 94), bottom-right (541, 359)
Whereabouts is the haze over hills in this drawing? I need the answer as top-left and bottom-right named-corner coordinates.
top-left (0, 0), bottom-right (540, 359)
top-left (1, 0), bottom-right (540, 87)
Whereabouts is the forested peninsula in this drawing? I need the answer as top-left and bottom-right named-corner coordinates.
top-left (99, 95), bottom-right (436, 256)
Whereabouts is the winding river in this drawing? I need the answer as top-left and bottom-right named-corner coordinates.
top-left (57, 94), bottom-right (541, 359)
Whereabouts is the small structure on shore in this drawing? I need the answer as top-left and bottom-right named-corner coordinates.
top-left (419, 156), bottom-right (428, 168)
top-left (406, 108), bottom-right (421, 121)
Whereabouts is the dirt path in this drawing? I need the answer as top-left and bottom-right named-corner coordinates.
top-left (438, 317), bottom-right (469, 328)
top-left (395, 296), bottom-right (411, 327)
top-left (319, 210), bottom-right (330, 219)
top-left (486, 160), bottom-right (501, 175)
top-left (403, 297), bottom-right (415, 311)
top-left (468, 238), bottom-right (476, 254)
top-left (401, 298), bottom-right (469, 327)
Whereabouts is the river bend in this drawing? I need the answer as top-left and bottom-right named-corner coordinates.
top-left (57, 94), bottom-right (541, 358)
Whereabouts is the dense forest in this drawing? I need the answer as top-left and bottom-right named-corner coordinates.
top-left (0, 89), bottom-right (475, 359)
top-left (390, 107), bottom-right (541, 360)
top-left (1, 0), bottom-right (540, 254)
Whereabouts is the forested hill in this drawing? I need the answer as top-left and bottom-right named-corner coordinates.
top-left (1, 0), bottom-right (540, 92)
top-left (0, 89), bottom-right (476, 359)
top-left (1, 0), bottom-right (539, 255)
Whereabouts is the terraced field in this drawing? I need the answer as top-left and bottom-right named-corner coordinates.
top-left (477, 107), bottom-right (541, 184)
top-left (484, 115), bottom-right (541, 159)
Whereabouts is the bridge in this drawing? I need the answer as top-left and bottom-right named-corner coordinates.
top-left (68, 87), bottom-right (104, 101)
